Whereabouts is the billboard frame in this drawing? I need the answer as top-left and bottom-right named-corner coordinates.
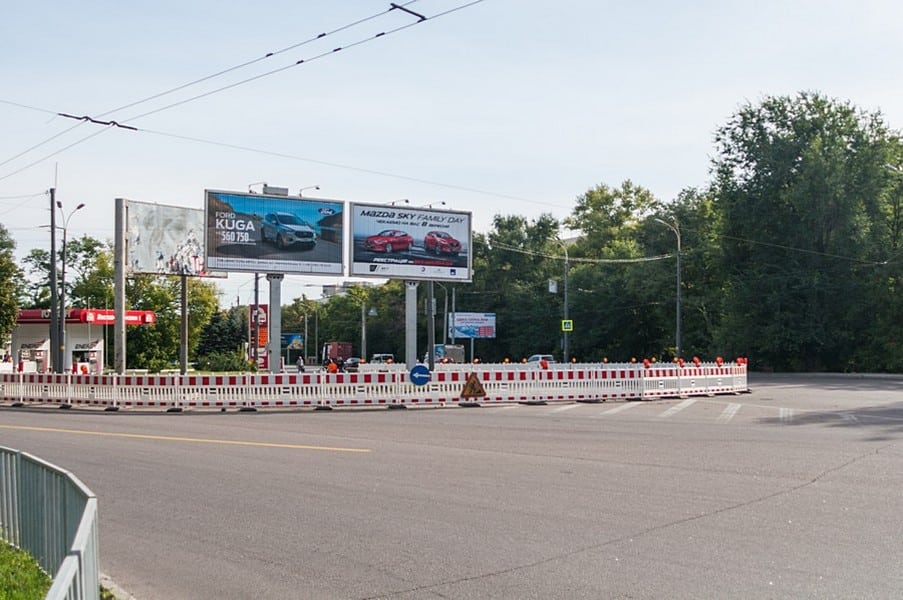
top-left (204, 189), bottom-right (344, 275)
top-left (125, 199), bottom-right (220, 277)
top-left (348, 202), bottom-right (473, 282)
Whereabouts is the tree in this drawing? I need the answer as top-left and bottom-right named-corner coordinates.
top-left (0, 224), bottom-right (21, 343)
top-left (712, 92), bottom-right (900, 370)
top-left (564, 181), bottom-right (669, 361)
top-left (21, 235), bottom-right (113, 309)
top-left (126, 275), bottom-right (220, 371)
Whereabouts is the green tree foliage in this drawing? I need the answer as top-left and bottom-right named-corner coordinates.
top-left (564, 181), bottom-right (671, 360)
top-left (126, 275), bottom-right (220, 371)
top-left (21, 235), bottom-right (113, 309)
top-left (0, 224), bottom-right (21, 342)
top-left (196, 305), bottom-right (247, 357)
top-left (712, 92), bottom-right (901, 370)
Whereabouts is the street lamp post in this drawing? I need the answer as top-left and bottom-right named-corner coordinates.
top-left (361, 302), bottom-right (377, 361)
top-left (57, 201), bottom-right (85, 372)
top-left (551, 237), bottom-right (570, 362)
top-left (655, 217), bottom-right (681, 359)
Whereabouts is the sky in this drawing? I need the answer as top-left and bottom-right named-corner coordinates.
top-left (2, 0), bottom-right (903, 307)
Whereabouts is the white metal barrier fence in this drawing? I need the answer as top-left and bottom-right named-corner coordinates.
top-left (0, 446), bottom-right (99, 600)
top-left (0, 363), bottom-right (747, 410)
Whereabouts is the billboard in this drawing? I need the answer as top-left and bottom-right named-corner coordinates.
top-left (349, 203), bottom-right (472, 281)
top-left (126, 200), bottom-right (216, 276)
top-left (449, 312), bottom-right (496, 339)
top-left (205, 189), bottom-right (344, 275)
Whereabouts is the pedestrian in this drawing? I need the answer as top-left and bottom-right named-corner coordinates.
top-left (296, 356), bottom-right (305, 372)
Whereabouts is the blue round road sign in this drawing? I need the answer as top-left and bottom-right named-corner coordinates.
top-left (409, 364), bottom-right (431, 386)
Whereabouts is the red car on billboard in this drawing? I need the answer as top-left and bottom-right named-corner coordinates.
top-left (364, 230), bottom-right (413, 253)
top-left (424, 230), bottom-right (462, 255)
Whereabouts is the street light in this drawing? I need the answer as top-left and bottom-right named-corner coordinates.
top-left (655, 217), bottom-right (681, 359)
top-left (550, 236), bottom-right (570, 362)
top-left (361, 302), bottom-right (377, 361)
top-left (57, 200), bottom-right (85, 372)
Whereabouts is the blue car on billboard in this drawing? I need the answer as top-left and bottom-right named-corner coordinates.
top-left (261, 212), bottom-right (317, 250)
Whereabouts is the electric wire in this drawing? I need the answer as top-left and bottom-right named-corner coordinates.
top-left (490, 240), bottom-right (674, 264)
top-left (0, 1), bottom-right (426, 173)
top-left (120, 0), bottom-right (484, 123)
top-left (0, 0), bottom-right (486, 183)
top-left (92, 1), bottom-right (422, 120)
top-left (139, 127), bottom-right (560, 209)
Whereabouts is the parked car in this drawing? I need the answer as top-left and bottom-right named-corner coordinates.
top-left (527, 354), bottom-right (556, 363)
top-left (424, 231), bottom-right (462, 255)
top-left (364, 230), bottom-right (413, 253)
top-left (261, 212), bottom-right (317, 249)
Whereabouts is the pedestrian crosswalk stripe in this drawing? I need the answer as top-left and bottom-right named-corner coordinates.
top-left (780, 407), bottom-right (793, 423)
top-left (595, 402), bottom-right (641, 417)
top-left (549, 403), bottom-right (582, 413)
top-left (717, 403), bottom-right (742, 423)
top-left (658, 398), bottom-right (698, 418)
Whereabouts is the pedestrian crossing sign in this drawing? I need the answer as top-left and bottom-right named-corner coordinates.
top-left (561, 319), bottom-right (573, 332)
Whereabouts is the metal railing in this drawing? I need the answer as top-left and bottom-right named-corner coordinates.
top-left (0, 446), bottom-right (99, 600)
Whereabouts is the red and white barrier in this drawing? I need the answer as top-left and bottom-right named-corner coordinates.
top-left (0, 363), bottom-right (748, 411)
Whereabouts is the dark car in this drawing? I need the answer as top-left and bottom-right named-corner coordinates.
top-left (261, 212), bottom-right (317, 249)
top-left (343, 357), bottom-right (361, 373)
top-left (424, 230), bottom-right (462, 255)
top-left (364, 230), bottom-right (413, 253)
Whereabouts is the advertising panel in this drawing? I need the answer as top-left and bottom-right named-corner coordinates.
top-left (249, 304), bottom-right (269, 348)
top-left (126, 200), bottom-right (216, 276)
top-left (205, 189), bottom-right (343, 274)
top-left (449, 312), bottom-right (496, 339)
top-left (349, 202), bottom-right (472, 281)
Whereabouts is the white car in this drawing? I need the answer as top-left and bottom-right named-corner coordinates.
top-left (526, 354), bottom-right (556, 363)
top-left (261, 212), bottom-right (317, 250)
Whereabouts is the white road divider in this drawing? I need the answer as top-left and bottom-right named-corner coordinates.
top-left (0, 363), bottom-right (748, 411)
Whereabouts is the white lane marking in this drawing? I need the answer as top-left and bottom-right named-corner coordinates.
top-left (841, 413), bottom-right (860, 426)
top-left (595, 402), bottom-right (641, 417)
top-left (549, 403), bottom-right (582, 413)
top-left (717, 403), bottom-right (742, 424)
top-left (779, 407), bottom-right (794, 424)
top-left (658, 398), bottom-right (698, 418)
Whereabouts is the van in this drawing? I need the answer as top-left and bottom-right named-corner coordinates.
top-left (370, 353), bottom-right (395, 364)
top-left (526, 354), bottom-right (555, 363)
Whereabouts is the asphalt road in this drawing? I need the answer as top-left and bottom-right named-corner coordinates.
top-left (1, 373), bottom-right (901, 599)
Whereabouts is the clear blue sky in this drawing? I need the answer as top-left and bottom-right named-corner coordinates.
top-left (2, 0), bottom-right (902, 306)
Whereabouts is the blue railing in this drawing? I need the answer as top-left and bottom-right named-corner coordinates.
top-left (0, 446), bottom-right (99, 600)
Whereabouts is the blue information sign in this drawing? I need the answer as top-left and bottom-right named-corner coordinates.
top-left (409, 364), bottom-right (431, 386)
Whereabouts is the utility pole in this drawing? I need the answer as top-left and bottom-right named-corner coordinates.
top-left (49, 188), bottom-right (59, 372)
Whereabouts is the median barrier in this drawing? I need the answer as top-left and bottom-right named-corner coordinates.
top-left (0, 362), bottom-right (748, 411)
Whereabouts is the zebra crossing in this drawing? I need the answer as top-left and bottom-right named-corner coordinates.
top-left (493, 397), bottom-right (818, 425)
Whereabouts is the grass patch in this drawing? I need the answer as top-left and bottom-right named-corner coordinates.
top-left (0, 542), bottom-right (51, 599)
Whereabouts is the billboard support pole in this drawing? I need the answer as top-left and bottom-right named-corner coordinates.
top-left (405, 281), bottom-right (418, 366)
top-left (180, 275), bottom-right (188, 375)
top-left (113, 198), bottom-right (127, 374)
top-left (427, 281), bottom-right (435, 370)
top-left (267, 274), bottom-right (283, 373)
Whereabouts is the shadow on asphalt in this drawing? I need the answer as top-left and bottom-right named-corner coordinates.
top-left (749, 372), bottom-right (903, 392)
top-left (757, 403), bottom-right (903, 441)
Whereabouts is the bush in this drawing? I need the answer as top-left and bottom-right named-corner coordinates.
top-left (196, 351), bottom-right (256, 372)
top-left (0, 542), bottom-right (51, 599)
